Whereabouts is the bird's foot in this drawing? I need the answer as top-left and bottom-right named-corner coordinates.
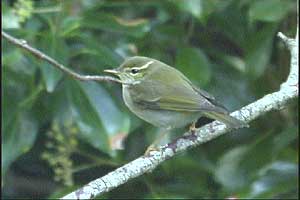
top-left (189, 122), bottom-right (197, 134)
top-left (144, 144), bottom-right (159, 156)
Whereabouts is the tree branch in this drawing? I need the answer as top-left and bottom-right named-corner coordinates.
top-left (1, 31), bottom-right (123, 84)
top-left (61, 30), bottom-right (298, 199)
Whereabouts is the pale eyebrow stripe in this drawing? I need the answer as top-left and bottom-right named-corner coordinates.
top-left (136, 61), bottom-right (154, 70)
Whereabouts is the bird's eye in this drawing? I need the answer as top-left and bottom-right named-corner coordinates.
top-left (130, 68), bottom-right (139, 74)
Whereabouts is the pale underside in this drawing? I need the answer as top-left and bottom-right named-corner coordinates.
top-left (121, 59), bottom-right (228, 129)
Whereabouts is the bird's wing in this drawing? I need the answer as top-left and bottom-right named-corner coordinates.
top-left (135, 85), bottom-right (227, 113)
top-left (190, 83), bottom-right (229, 112)
top-left (132, 64), bottom-right (228, 114)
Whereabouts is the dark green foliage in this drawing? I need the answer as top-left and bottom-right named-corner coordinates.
top-left (2, 0), bottom-right (298, 198)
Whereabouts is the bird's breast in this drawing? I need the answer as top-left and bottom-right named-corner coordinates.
top-left (122, 85), bottom-right (200, 128)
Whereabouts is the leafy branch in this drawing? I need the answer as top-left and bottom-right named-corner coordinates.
top-left (2, 24), bottom-right (298, 199)
top-left (2, 31), bottom-right (122, 84)
top-left (60, 29), bottom-right (298, 199)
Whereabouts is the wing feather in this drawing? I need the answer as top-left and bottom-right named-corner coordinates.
top-left (131, 61), bottom-right (228, 114)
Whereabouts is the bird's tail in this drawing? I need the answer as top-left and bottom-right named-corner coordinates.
top-left (204, 111), bottom-right (249, 129)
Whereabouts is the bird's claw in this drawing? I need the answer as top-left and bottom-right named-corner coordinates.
top-left (189, 122), bottom-right (197, 134)
top-left (144, 144), bottom-right (159, 156)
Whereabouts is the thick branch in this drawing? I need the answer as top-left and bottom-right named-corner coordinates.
top-left (1, 31), bottom-right (122, 84)
top-left (61, 30), bottom-right (298, 199)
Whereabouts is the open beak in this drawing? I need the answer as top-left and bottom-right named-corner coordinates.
top-left (103, 69), bottom-right (120, 75)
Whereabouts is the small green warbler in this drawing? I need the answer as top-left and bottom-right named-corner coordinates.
top-left (105, 56), bottom-right (247, 129)
top-left (105, 56), bottom-right (248, 153)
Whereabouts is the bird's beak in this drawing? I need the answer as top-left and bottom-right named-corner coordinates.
top-left (103, 69), bottom-right (120, 75)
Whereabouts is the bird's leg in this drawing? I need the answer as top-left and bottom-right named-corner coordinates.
top-left (144, 129), bottom-right (170, 156)
top-left (189, 121), bottom-right (197, 134)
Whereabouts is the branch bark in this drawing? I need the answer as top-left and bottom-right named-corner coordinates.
top-left (2, 26), bottom-right (298, 199)
top-left (1, 31), bottom-right (122, 84)
top-left (61, 30), bottom-right (298, 199)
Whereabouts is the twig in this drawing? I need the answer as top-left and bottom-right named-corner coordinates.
top-left (61, 30), bottom-right (298, 199)
top-left (1, 31), bottom-right (123, 84)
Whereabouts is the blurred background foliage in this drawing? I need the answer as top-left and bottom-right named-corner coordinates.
top-left (1, 0), bottom-right (298, 198)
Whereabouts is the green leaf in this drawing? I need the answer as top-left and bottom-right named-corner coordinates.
top-left (37, 33), bottom-right (67, 92)
top-left (160, 155), bottom-right (212, 196)
top-left (83, 12), bottom-right (150, 38)
top-left (221, 55), bottom-right (246, 73)
top-left (75, 35), bottom-right (122, 67)
top-left (2, 112), bottom-right (38, 181)
top-left (174, 0), bottom-right (202, 18)
top-left (214, 146), bottom-right (250, 191)
top-left (175, 47), bottom-right (211, 86)
top-left (66, 79), bottom-right (130, 154)
top-left (208, 65), bottom-right (251, 110)
top-left (2, 2), bottom-right (20, 29)
top-left (214, 132), bottom-right (271, 191)
top-left (272, 126), bottom-right (298, 156)
top-left (172, 0), bottom-right (217, 23)
top-left (2, 49), bottom-right (36, 76)
top-left (80, 81), bottom-right (130, 137)
top-left (249, 0), bottom-right (294, 22)
top-left (247, 161), bottom-right (298, 198)
top-left (245, 24), bottom-right (277, 78)
top-left (61, 16), bottom-right (82, 38)
top-left (210, 2), bottom-right (248, 47)
top-left (2, 57), bottom-right (39, 181)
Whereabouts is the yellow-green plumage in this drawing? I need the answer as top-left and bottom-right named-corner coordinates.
top-left (105, 56), bottom-right (248, 129)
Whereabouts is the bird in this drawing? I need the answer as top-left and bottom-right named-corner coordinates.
top-left (104, 56), bottom-right (248, 153)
